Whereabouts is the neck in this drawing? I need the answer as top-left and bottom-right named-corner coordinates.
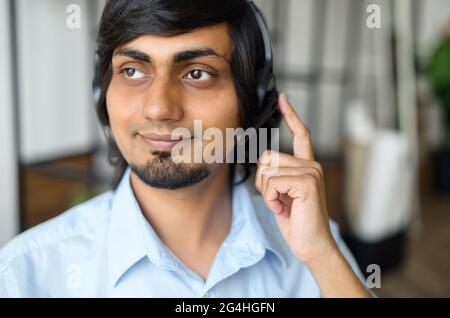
top-left (130, 164), bottom-right (233, 252)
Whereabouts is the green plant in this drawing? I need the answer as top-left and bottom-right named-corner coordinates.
top-left (426, 29), bottom-right (450, 147)
top-left (69, 187), bottom-right (97, 208)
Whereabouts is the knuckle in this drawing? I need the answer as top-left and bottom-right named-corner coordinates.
top-left (266, 175), bottom-right (276, 188)
top-left (299, 125), bottom-right (310, 138)
top-left (301, 174), bottom-right (319, 188)
top-left (262, 149), bottom-right (271, 158)
top-left (312, 162), bottom-right (323, 178)
top-left (258, 150), bottom-right (271, 165)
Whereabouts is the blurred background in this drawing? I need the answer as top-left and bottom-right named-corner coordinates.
top-left (0, 0), bottom-right (449, 297)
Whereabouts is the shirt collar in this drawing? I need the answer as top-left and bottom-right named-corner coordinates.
top-left (228, 171), bottom-right (288, 270)
top-left (107, 166), bottom-right (288, 287)
top-left (107, 167), bottom-right (149, 287)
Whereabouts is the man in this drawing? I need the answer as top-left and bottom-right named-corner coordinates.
top-left (0, 0), bottom-right (372, 297)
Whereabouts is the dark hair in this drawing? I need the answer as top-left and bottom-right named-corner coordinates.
top-left (95, 0), bottom-right (281, 189)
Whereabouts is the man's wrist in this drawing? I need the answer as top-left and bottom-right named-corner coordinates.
top-left (302, 241), bottom-right (341, 274)
top-left (302, 243), bottom-right (372, 298)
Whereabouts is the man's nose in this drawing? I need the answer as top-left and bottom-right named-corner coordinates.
top-left (142, 76), bottom-right (183, 121)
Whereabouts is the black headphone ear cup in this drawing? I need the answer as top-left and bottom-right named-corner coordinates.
top-left (253, 88), bottom-right (279, 129)
top-left (264, 88), bottom-right (280, 124)
top-left (247, 1), bottom-right (279, 129)
top-left (254, 73), bottom-right (279, 129)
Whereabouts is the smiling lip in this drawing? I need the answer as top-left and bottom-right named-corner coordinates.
top-left (139, 133), bottom-right (186, 151)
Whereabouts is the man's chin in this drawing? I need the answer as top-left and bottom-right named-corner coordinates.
top-left (129, 155), bottom-right (210, 190)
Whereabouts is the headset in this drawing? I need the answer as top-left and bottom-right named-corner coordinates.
top-left (246, 0), bottom-right (279, 129)
top-left (93, 0), bottom-right (278, 130)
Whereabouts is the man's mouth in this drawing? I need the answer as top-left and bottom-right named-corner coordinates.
top-left (139, 133), bottom-right (188, 151)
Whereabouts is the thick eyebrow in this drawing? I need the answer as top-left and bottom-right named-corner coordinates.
top-left (113, 48), bottom-right (151, 63)
top-left (113, 47), bottom-right (228, 64)
top-left (172, 48), bottom-right (228, 64)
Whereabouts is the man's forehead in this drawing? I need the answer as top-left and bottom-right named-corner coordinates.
top-left (114, 23), bottom-right (232, 61)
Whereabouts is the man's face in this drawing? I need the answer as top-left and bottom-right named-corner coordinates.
top-left (106, 23), bottom-right (240, 189)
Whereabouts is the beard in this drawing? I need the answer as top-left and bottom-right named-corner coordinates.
top-left (130, 151), bottom-right (210, 190)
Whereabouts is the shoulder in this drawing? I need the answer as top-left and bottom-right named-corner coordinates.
top-left (0, 191), bottom-right (113, 281)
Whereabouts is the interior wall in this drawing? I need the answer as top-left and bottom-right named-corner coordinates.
top-left (0, 0), bottom-right (19, 246)
top-left (16, 0), bottom-right (98, 164)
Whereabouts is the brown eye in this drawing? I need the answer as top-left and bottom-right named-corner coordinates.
top-left (126, 68), bottom-right (135, 77)
top-left (191, 70), bottom-right (202, 80)
top-left (122, 67), bottom-right (145, 80)
top-left (184, 69), bottom-right (212, 81)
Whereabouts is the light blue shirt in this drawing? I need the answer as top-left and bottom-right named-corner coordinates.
top-left (0, 167), bottom-right (366, 297)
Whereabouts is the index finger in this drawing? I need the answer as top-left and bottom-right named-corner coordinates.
top-left (278, 93), bottom-right (315, 160)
